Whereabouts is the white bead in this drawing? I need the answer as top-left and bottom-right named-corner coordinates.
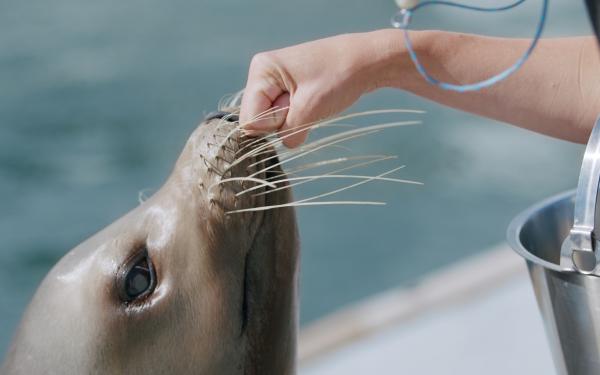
top-left (395, 0), bottom-right (419, 9)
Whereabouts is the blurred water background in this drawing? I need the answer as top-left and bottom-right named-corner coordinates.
top-left (0, 0), bottom-right (592, 356)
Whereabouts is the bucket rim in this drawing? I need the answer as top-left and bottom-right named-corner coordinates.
top-left (506, 189), bottom-right (576, 273)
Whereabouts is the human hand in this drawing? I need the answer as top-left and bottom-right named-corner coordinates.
top-left (240, 30), bottom-right (404, 148)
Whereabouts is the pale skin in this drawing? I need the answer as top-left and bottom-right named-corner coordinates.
top-left (240, 29), bottom-right (600, 148)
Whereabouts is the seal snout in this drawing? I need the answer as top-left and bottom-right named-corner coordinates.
top-left (189, 115), bottom-right (279, 216)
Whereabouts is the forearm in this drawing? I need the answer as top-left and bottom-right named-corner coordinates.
top-left (375, 29), bottom-right (600, 143)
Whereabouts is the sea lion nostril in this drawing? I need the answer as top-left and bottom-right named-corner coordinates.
top-left (204, 111), bottom-right (239, 123)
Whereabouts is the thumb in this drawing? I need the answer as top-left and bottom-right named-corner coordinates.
top-left (240, 78), bottom-right (288, 134)
top-left (279, 103), bottom-right (310, 149)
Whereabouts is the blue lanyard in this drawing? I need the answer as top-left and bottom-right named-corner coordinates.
top-left (392, 0), bottom-right (549, 92)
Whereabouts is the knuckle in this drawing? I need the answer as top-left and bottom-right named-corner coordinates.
top-left (250, 52), bottom-right (274, 70)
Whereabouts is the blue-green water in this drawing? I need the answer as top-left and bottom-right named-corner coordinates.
top-left (0, 0), bottom-right (591, 357)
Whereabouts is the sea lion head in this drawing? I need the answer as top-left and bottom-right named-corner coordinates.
top-left (2, 111), bottom-right (300, 375)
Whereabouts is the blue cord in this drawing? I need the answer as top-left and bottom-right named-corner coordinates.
top-left (392, 0), bottom-right (549, 92)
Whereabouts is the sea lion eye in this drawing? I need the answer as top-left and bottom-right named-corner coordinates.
top-left (117, 248), bottom-right (157, 303)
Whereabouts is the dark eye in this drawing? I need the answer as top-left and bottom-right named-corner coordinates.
top-left (117, 248), bottom-right (157, 303)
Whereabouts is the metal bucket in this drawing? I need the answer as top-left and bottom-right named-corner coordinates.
top-left (508, 190), bottom-right (594, 374)
top-left (507, 120), bottom-right (600, 375)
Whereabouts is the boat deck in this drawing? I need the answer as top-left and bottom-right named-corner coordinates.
top-left (299, 245), bottom-right (556, 375)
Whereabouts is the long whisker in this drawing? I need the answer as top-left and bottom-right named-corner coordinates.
top-left (234, 119), bottom-right (412, 176)
top-left (231, 166), bottom-right (414, 214)
top-left (227, 201), bottom-right (386, 214)
top-left (231, 108), bottom-right (423, 167)
top-left (255, 155), bottom-right (399, 196)
top-left (281, 155), bottom-right (392, 176)
top-left (314, 108), bottom-right (425, 123)
top-left (231, 126), bottom-right (376, 175)
top-left (241, 126), bottom-right (356, 162)
top-left (238, 171), bottom-right (409, 197)
top-left (207, 177), bottom-right (277, 192)
top-left (236, 168), bottom-right (420, 197)
top-left (236, 123), bottom-right (358, 166)
top-left (263, 155), bottom-right (396, 186)
top-left (268, 108), bottom-right (425, 139)
top-left (280, 120), bottom-right (418, 159)
top-left (245, 125), bottom-right (360, 169)
top-left (237, 123), bottom-right (357, 159)
top-left (249, 120), bottom-right (420, 178)
top-left (270, 108), bottom-right (424, 140)
top-left (298, 166), bottom-right (404, 203)
top-left (249, 130), bottom-right (384, 179)
top-left (245, 144), bottom-right (358, 177)
top-left (217, 108), bottom-right (425, 214)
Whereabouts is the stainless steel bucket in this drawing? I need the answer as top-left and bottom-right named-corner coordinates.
top-left (507, 120), bottom-right (600, 375)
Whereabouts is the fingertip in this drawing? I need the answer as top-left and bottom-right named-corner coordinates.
top-left (240, 75), bottom-right (287, 128)
top-left (242, 92), bottom-right (289, 133)
top-left (239, 89), bottom-right (268, 127)
top-left (269, 92), bottom-right (290, 128)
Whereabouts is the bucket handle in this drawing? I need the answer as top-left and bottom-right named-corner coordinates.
top-left (561, 117), bottom-right (600, 275)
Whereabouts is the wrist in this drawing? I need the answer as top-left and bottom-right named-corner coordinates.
top-left (363, 29), bottom-right (437, 92)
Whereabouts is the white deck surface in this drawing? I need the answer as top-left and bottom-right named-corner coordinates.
top-left (300, 248), bottom-right (556, 375)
